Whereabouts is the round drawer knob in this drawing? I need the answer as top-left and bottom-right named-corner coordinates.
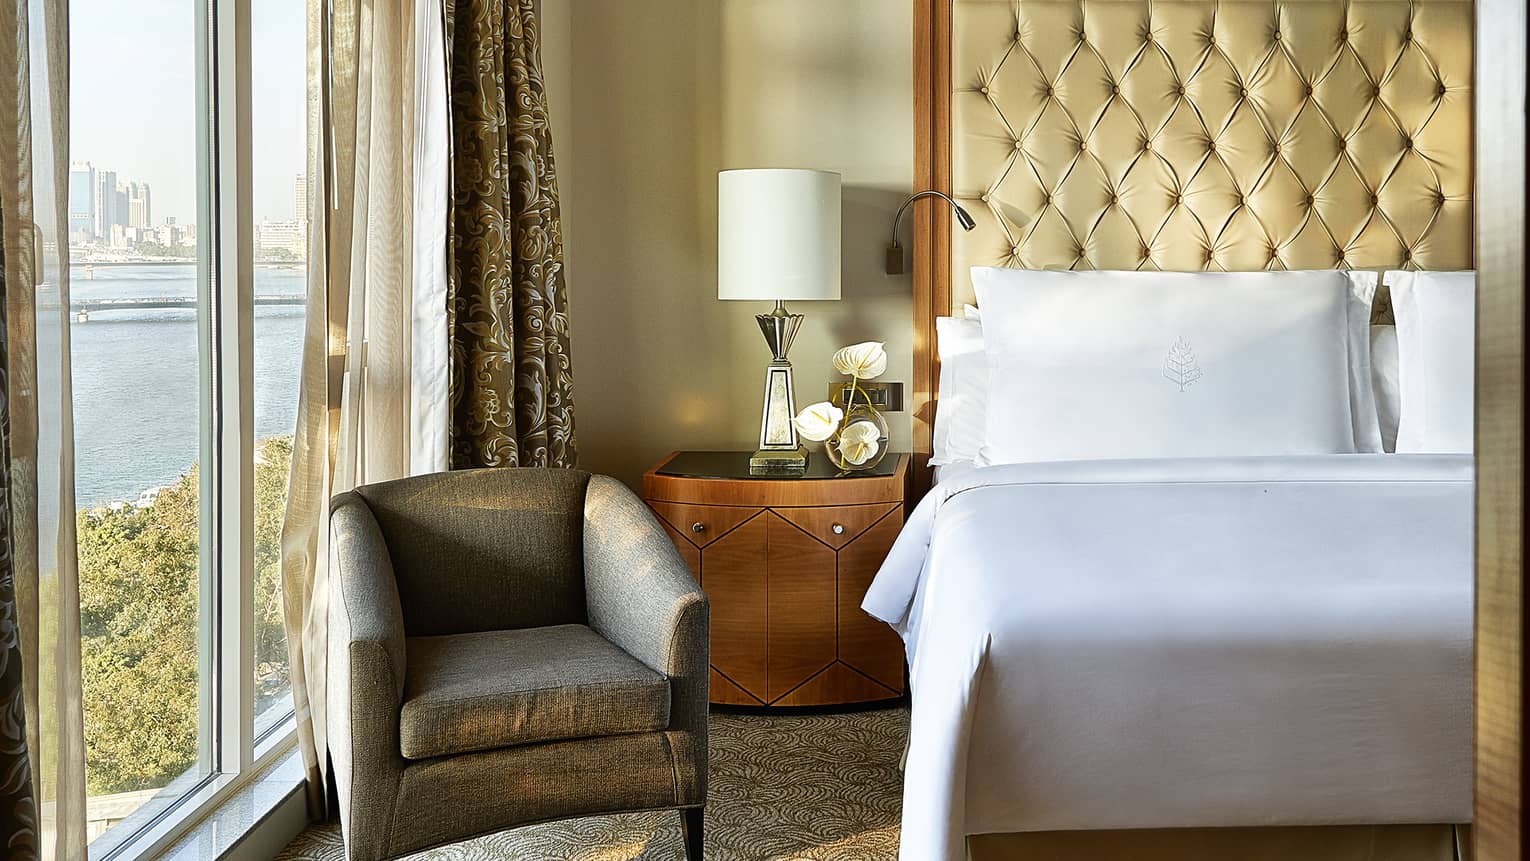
top-left (832, 523), bottom-right (845, 535)
top-left (691, 522), bottom-right (705, 533)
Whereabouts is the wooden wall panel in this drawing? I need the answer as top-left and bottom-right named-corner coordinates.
top-left (912, 0), bottom-right (953, 500)
top-left (1474, 0), bottom-right (1527, 855)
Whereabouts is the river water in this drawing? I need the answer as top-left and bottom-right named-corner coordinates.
top-left (65, 263), bottom-right (304, 506)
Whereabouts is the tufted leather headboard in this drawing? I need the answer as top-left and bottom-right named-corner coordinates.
top-left (910, 0), bottom-right (1474, 485)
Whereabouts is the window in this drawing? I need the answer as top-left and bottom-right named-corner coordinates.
top-left (69, 0), bottom-right (304, 855)
top-left (250, 0), bottom-right (306, 746)
top-left (71, 0), bottom-right (211, 850)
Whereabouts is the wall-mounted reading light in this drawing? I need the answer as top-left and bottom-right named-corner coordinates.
top-left (885, 190), bottom-right (977, 275)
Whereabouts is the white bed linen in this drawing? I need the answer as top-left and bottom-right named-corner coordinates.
top-left (931, 316), bottom-right (989, 465)
top-left (865, 456), bottom-right (1473, 861)
top-left (1389, 271), bottom-right (1476, 453)
top-left (971, 268), bottom-right (1381, 463)
top-left (932, 459), bottom-right (980, 486)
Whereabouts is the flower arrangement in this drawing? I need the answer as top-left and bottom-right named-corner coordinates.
top-left (793, 341), bottom-right (891, 471)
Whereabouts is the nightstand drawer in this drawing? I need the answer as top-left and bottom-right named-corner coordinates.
top-left (648, 501), bottom-right (763, 548)
top-left (773, 502), bottom-right (900, 549)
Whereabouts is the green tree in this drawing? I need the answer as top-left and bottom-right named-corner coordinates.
top-left (255, 247), bottom-right (299, 263)
top-left (253, 437), bottom-right (292, 714)
top-left (77, 436), bottom-right (293, 796)
top-left (135, 240), bottom-right (196, 259)
top-left (77, 469), bottom-right (200, 794)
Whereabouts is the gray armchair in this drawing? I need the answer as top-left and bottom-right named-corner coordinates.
top-left (326, 468), bottom-right (708, 861)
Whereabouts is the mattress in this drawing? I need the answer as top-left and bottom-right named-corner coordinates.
top-left (866, 455), bottom-right (1474, 861)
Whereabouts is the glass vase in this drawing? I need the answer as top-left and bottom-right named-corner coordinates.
top-left (825, 404), bottom-right (890, 472)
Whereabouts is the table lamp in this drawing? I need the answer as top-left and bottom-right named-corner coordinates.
top-left (718, 168), bottom-right (842, 475)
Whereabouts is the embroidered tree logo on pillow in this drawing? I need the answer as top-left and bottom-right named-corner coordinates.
top-left (1162, 337), bottom-right (1203, 392)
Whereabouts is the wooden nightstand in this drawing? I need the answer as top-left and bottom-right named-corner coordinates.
top-left (642, 451), bottom-right (908, 708)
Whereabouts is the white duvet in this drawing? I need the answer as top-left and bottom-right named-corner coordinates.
top-left (863, 455), bottom-right (1474, 861)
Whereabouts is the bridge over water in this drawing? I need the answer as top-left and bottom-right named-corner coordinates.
top-left (71, 295), bottom-right (305, 321)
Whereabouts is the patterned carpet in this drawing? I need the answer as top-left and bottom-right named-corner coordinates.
top-left (275, 707), bottom-right (908, 860)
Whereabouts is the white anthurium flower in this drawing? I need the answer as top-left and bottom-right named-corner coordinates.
top-left (793, 401), bottom-right (843, 442)
top-left (837, 420), bottom-right (882, 466)
top-left (832, 341), bottom-right (888, 380)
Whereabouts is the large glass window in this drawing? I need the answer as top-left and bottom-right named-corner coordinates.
top-left (69, 0), bottom-right (211, 850)
top-left (69, 0), bottom-right (302, 854)
top-left (250, 0), bottom-right (306, 744)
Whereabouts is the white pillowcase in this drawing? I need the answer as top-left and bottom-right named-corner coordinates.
top-left (931, 316), bottom-right (989, 465)
top-left (1388, 270), bottom-right (1475, 453)
top-left (1370, 324), bottom-right (1401, 452)
top-left (959, 307), bottom-right (1404, 454)
top-left (971, 267), bottom-right (1380, 465)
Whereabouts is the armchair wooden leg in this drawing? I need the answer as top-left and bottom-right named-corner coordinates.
top-left (681, 807), bottom-right (704, 860)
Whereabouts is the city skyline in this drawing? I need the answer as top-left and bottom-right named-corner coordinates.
top-left (71, 0), bottom-right (305, 227)
top-left (69, 162), bottom-right (161, 247)
top-left (69, 162), bottom-right (308, 260)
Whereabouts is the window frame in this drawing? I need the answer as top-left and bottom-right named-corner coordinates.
top-left (86, 0), bottom-right (300, 856)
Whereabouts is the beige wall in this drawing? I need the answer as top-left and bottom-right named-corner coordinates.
top-left (543, 0), bottom-right (914, 487)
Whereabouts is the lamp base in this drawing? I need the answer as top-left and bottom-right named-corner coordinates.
top-left (750, 446), bottom-right (808, 475)
top-left (751, 303), bottom-right (808, 476)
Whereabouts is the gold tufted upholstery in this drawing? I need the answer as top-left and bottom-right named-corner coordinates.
top-left (948, 0), bottom-right (1474, 308)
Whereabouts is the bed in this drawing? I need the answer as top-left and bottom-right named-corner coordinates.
top-left (870, 456), bottom-right (1473, 859)
top-left (876, 1), bottom-right (1476, 858)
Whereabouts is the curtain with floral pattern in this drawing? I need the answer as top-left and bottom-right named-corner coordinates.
top-left (0, 194), bottom-right (38, 861)
top-left (2, 0), bottom-right (83, 854)
top-left (444, 0), bottom-right (577, 469)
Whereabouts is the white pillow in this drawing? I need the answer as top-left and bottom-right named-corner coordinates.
top-left (1387, 271), bottom-right (1475, 453)
top-left (1370, 324), bottom-right (1401, 452)
top-left (971, 267), bottom-right (1379, 465)
top-left (931, 316), bottom-right (989, 465)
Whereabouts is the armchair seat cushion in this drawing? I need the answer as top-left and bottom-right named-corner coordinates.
top-left (400, 624), bottom-right (671, 760)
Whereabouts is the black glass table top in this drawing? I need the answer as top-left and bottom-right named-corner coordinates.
top-left (656, 450), bottom-right (904, 481)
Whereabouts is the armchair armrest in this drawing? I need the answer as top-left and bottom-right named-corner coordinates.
top-left (583, 476), bottom-right (709, 738)
top-left (327, 491), bottom-right (408, 859)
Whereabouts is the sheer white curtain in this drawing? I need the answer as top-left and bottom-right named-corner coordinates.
top-left (1, 0), bottom-right (88, 858)
top-left (280, 0), bottom-right (449, 811)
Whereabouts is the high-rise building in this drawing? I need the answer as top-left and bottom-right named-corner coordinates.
top-left (114, 184), bottom-right (129, 231)
top-left (69, 162), bottom-right (96, 240)
top-left (127, 182), bottom-right (151, 229)
top-left (93, 169), bottom-right (120, 239)
top-left (293, 173), bottom-right (308, 221)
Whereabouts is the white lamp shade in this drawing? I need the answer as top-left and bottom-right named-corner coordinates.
top-left (718, 168), bottom-right (841, 301)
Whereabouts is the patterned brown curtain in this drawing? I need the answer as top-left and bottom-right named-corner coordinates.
top-left (444, 0), bottom-right (577, 469)
top-left (0, 197), bottom-right (38, 860)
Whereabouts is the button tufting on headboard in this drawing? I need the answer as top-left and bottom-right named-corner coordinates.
top-left (945, 0), bottom-right (1474, 308)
